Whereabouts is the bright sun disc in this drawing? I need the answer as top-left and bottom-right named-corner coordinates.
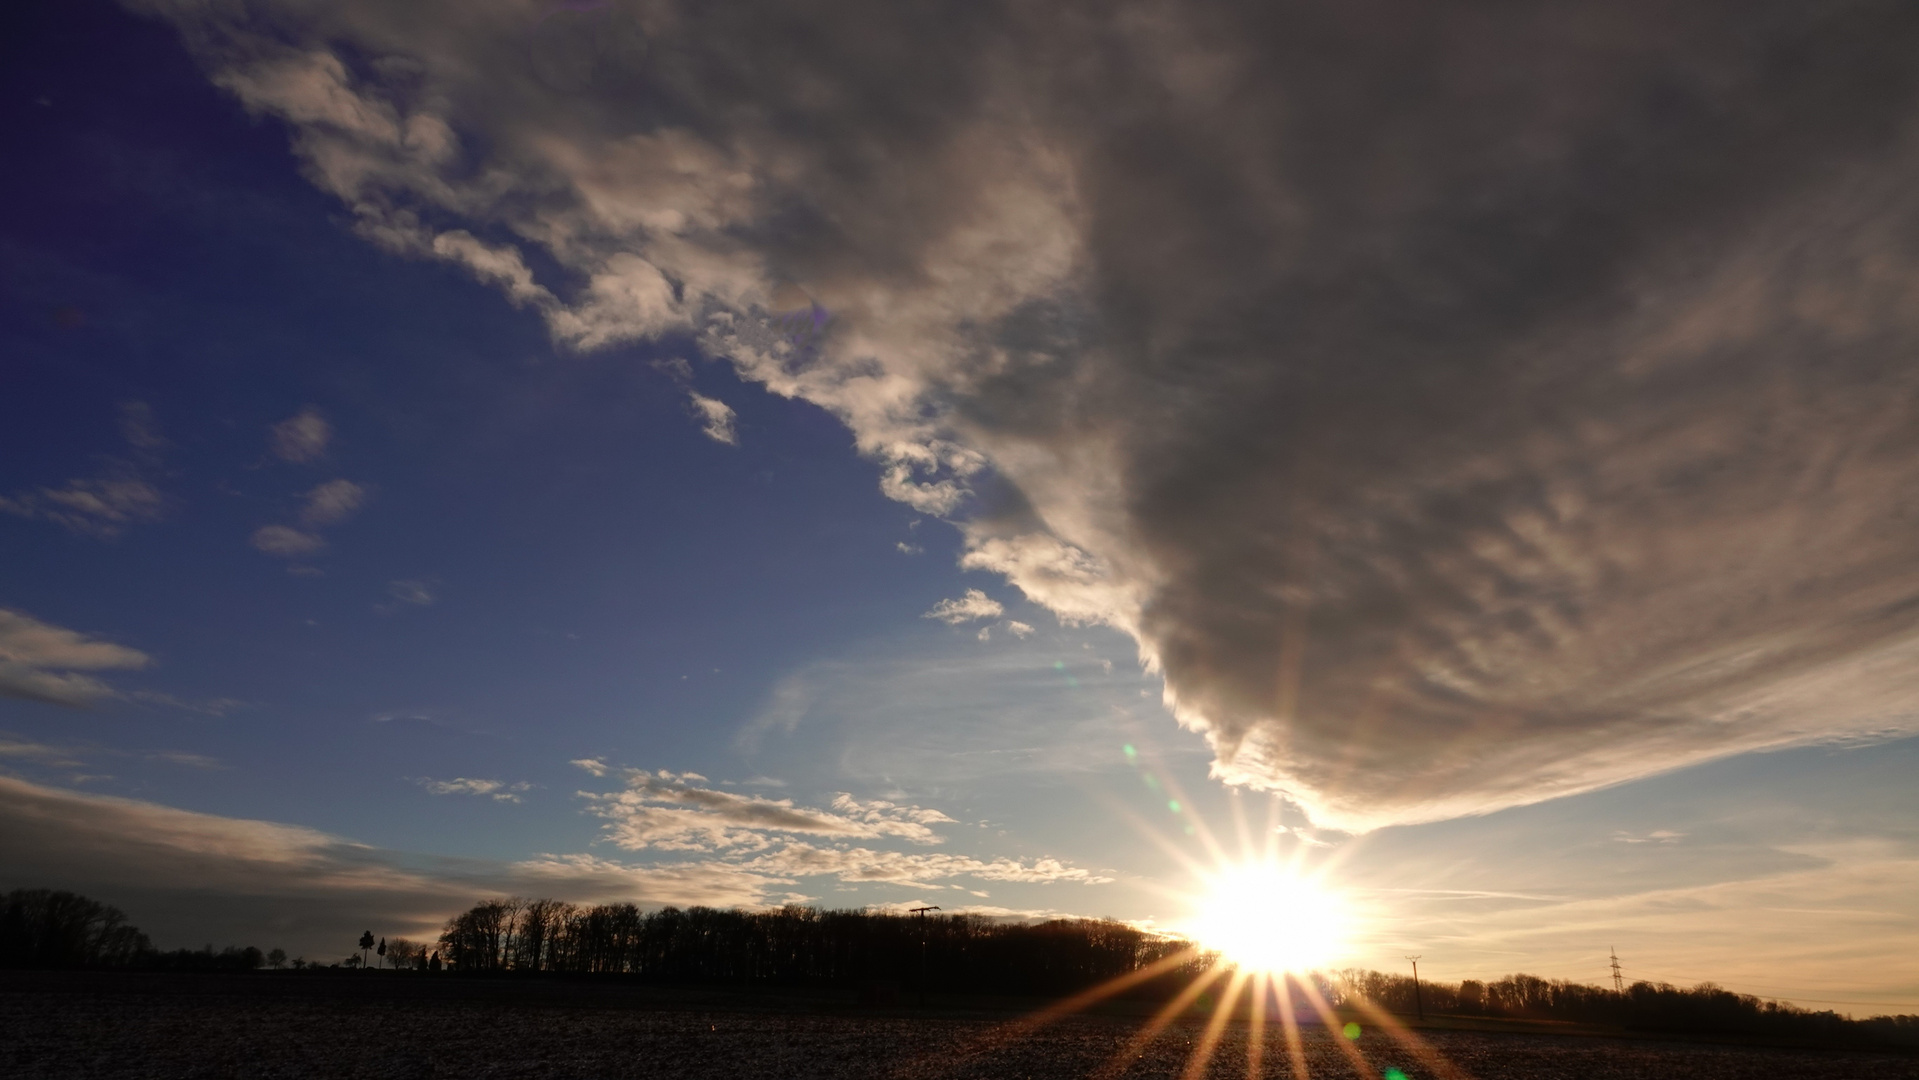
top-left (1190, 863), bottom-right (1348, 973)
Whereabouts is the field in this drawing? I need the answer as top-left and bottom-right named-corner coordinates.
top-left (6, 972), bottom-right (1915, 1079)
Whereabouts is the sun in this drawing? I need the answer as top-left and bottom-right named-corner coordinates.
top-left (1188, 861), bottom-right (1349, 973)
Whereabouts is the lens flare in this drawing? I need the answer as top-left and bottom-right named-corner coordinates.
top-left (1188, 861), bottom-right (1348, 974)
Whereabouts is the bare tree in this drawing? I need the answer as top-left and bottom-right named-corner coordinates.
top-left (266, 948), bottom-right (287, 969)
top-left (385, 937), bottom-right (423, 971)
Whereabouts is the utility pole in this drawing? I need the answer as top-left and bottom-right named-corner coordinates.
top-left (912, 906), bottom-right (941, 1008)
top-left (1610, 947), bottom-right (1624, 993)
top-left (1405, 956), bottom-right (1423, 1021)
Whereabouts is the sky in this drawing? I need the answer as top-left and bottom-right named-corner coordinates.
top-left (3, 0), bottom-right (1917, 1011)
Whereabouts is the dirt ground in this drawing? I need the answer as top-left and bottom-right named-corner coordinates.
top-left (5, 972), bottom-right (1914, 1079)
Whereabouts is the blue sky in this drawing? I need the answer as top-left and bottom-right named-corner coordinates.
top-left (4, 0), bottom-right (1919, 1011)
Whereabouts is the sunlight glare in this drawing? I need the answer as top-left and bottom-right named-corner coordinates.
top-left (1189, 862), bottom-right (1348, 974)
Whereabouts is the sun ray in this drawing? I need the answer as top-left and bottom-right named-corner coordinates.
top-left (1179, 967), bottom-right (1250, 1080)
top-left (1245, 970), bottom-right (1267, 1080)
top-left (1090, 960), bottom-right (1233, 1080)
top-left (1297, 974), bottom-right (1380, 1079)
top-left (1273, 975), bottom-right (1313, 1080)
top-left (905, 947), bottom-right (1207, 1079)
top-left (1345, 995), bottom-right (1477, 1080)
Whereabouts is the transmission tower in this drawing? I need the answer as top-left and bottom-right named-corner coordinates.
top-left (1609, 946), bottom-right (1624, 993)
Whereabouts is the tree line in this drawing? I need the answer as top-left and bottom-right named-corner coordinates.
top-left (1328, 968), bottom-right (1919, 1048)
top-left (7, 886), bottom-right (1915, 1049)
top-left (436, 897), bottom-right (1202, 998)
top-left (0, 888), bottom-right (273, 971)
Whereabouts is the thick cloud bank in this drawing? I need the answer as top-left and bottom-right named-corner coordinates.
top-left (138, 0), bottom-right (1919, 828)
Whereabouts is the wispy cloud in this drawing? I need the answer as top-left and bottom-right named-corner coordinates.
top-left (249, 524), bottom-right (325, 557)
top-left (577, 766), bottom-right (953, 852)
top-left (268, 407), bottom-right (330, 463)
top-left (923, 589), bottom-right (1004, 625)
top-left (416, 777), bottom-right (531, 803)
top-left (746, 843), bottom-right (1112, 889)
top-left (386, 580), bottom-right (435, 607)
top-left (0, 773), bottom-right (1106, 958)
top-left (298, 479), bottom-right (365, 527)
top-left (0, 609), bottom-right (151, 707)
top-left (252, 479), bottom-right (366, 560)
top-left (0, 402), bottom-right (168, 538)
top-left (687, 392), bottom-right (738, 445)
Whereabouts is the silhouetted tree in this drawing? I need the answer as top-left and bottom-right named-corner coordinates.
top-left (385, 937), bottom-right (423, 971)
top-left (0, 889), bottom-right (151, 968)
top-left (267, 948), bottom-right (287, 969)
top-left (358, 930), bottom-right (375, 970)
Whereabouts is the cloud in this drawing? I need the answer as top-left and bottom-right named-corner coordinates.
top-left (577, 767), bottom-right (954, 852)
top-left (387, 580), bottom-right (434, 606)
top-left (0, 609), bottom-right (151, 707)
top-left (269, 408), bottom-right (330, 462)
top-left (0, 737), bottom-right (87, 769)
top-left (250, 524), bottom-right (325, 557)
top-left (0, 402), bottom-right (168, 538)
top-left (252, 479), bottom-right (365, 558)
top-left (298, 479), bottom-right (365, 527)
top-left (746, 843), bottom-right (1112, 888)
top-left (1006, 621), bottom-right (1035, 638)
top-left (0, 773), bottom-right (1108, 956)
top-left (924, 589), bottom-right (1005, 625)
top-left (417, 777), bottom-right (530, 803)
top-left (686, 391), bottom-right (739, 445)
top-left (140, 0), bottom-right (1919, 829)
top-left (0, 774), bottom-right (780, 956)
top-left (147, 751), bottom-right (224, 770)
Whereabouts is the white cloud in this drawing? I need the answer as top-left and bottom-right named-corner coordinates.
top-left (299, 479), bottom-right (365, 527)
top-left (0, 609), bottom-right (151, 708)
top-left (387, 580), bottom-right (434, 606)
top-left (746, 843), bottom-right (1112, 888)
top-left (1006, 621), bottom-right (1036, 638)
top-left (269, 408), bottom-right (330, 462)
top-left (1613, 829), bottom-right (1686, 845)
top-left (896, 542), bottom-right (922, 555)
top-left (579, 768), bottom-right (953, 852)
top-left (687, 391), bottom-right (739, 445)
top-left (252, 479), bottom-right (365, 559)
top-left (923, 589), bottom-right (1004, 625)
top-left (417, 777), bottom-right (531, 803)
top-left (250, 525), bottom-right (325, 557)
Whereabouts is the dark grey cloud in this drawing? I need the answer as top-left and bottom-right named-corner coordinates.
top-left (135, 0), bottom-right (1919, 827)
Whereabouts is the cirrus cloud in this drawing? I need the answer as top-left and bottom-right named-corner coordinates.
top-left (0, 609), bottom-right (152, 708)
